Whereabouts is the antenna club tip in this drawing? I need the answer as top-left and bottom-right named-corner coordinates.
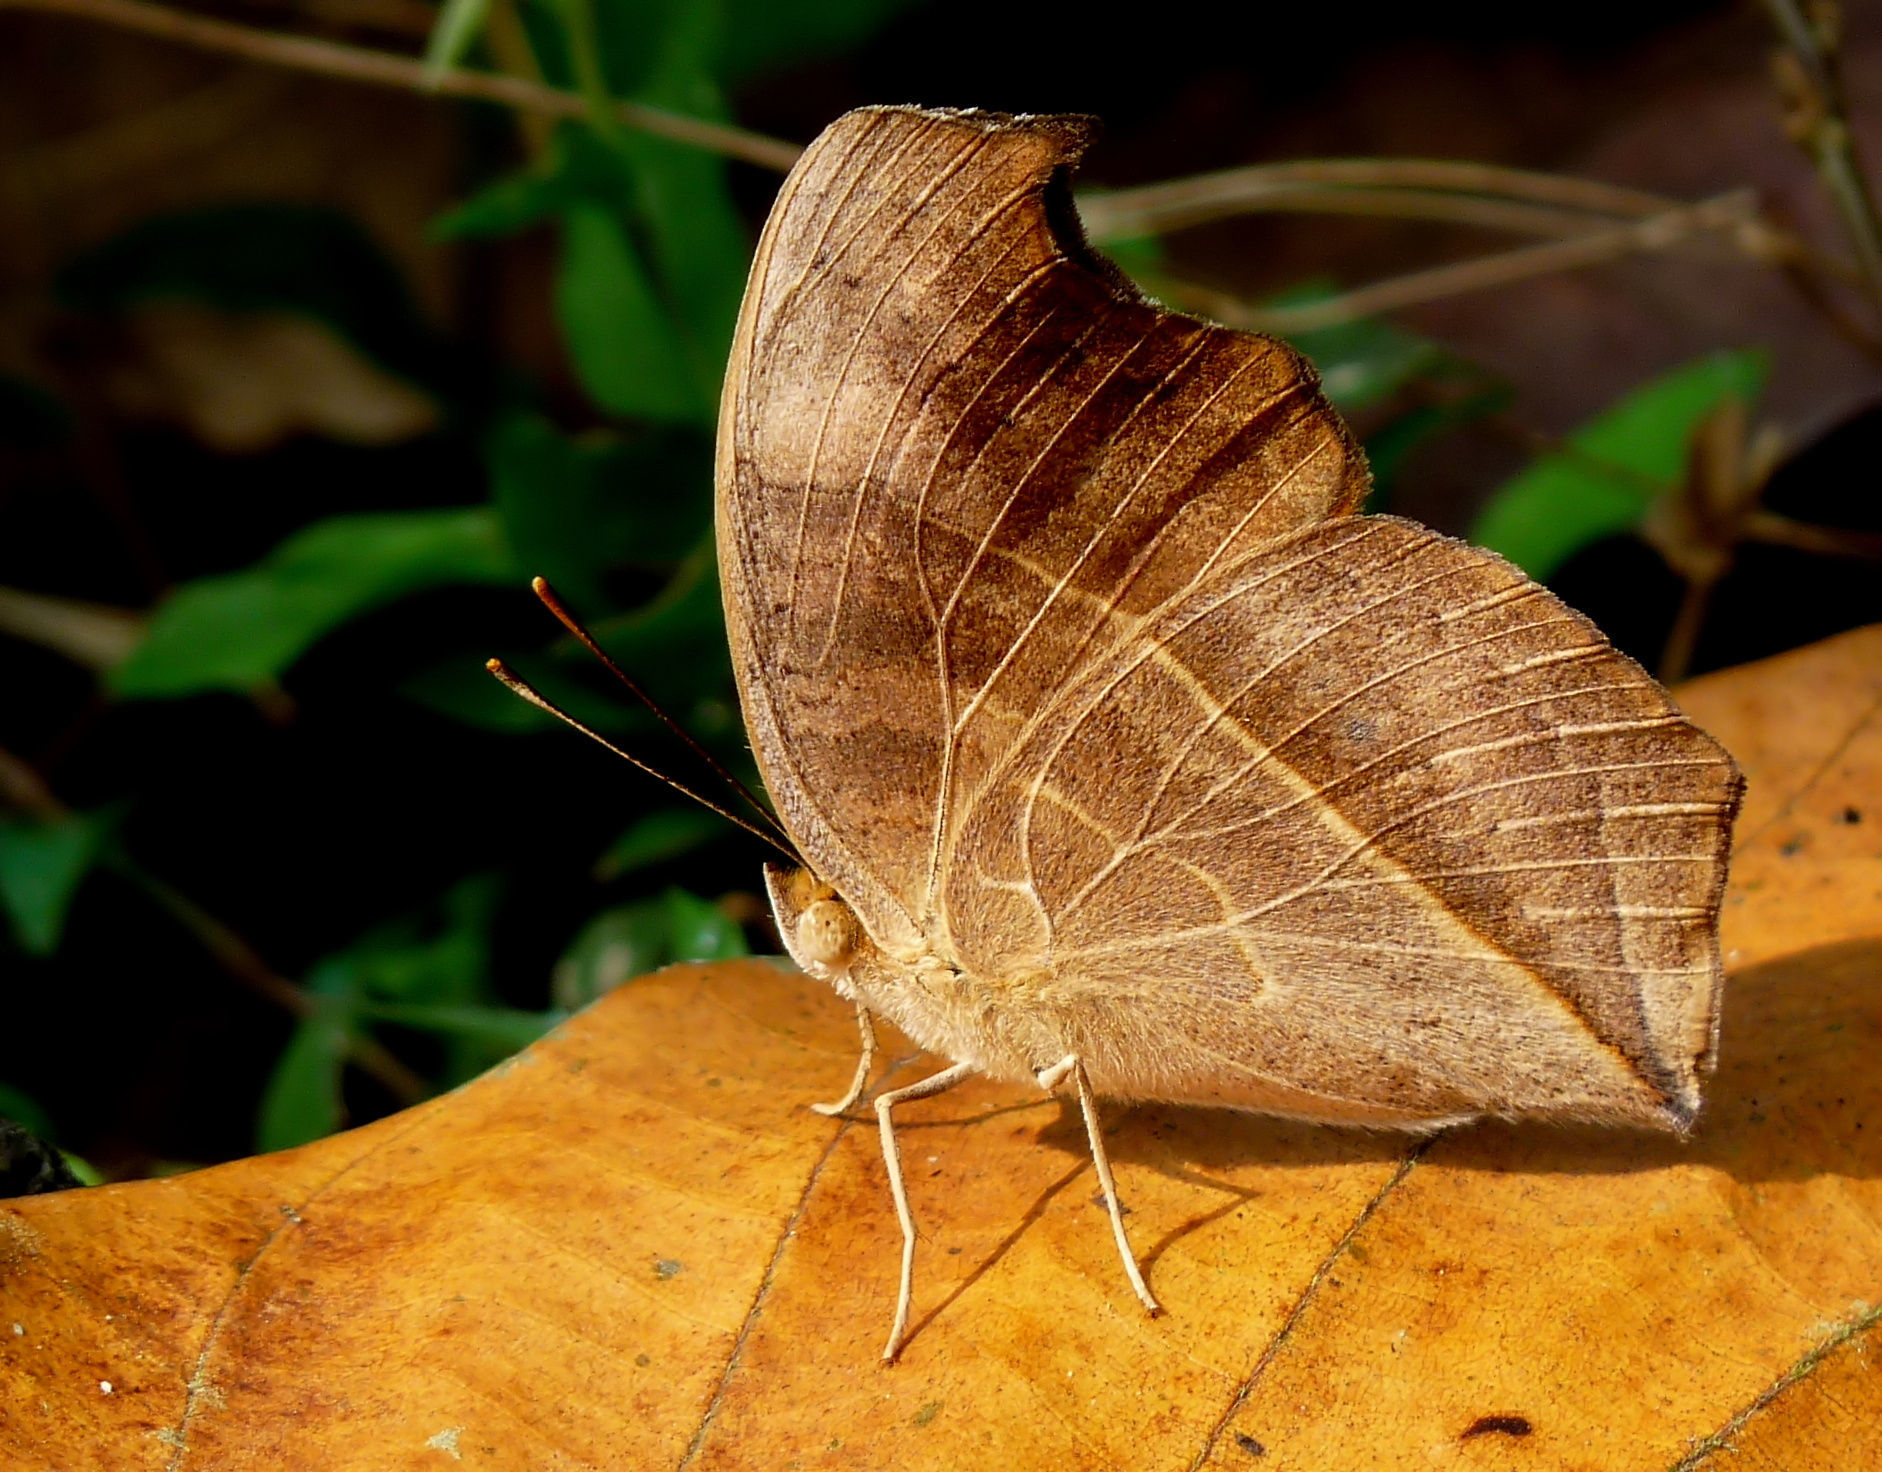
top-left (530, 576), bottom-right (549, 595)
top-left (485, 657), bottom-right (509, 675)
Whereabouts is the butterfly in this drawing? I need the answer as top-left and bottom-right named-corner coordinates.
top-left (710, 104), bottom-right (1741, 1362)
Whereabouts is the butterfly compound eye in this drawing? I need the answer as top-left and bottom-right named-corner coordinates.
top-left (795, 898), bottom-right (860, 971)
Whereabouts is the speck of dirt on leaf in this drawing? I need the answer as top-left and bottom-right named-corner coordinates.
top-left (635, 1354), bottom-right (651, 1367)
top-left (425, 1426), bottom-right (463, 1461)
top-left (913, 1400), bottom-right (943, 1428)
top-left (1235, 1432), bottom-right (1266, 1456)
top-left (707, 1078), bottom-right (722, 1088)
top-left (1837, 805), bottom-right (1863, 824)
top-left (99, 1381), bottom-right (112, 1394)
top-left (654, 1259), bottom-right (682, 1280)
top-left (1461, 1414), bottom-right (1533, 1440)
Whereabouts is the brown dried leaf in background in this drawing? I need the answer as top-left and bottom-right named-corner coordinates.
top-left (1, 627), bottom-right (1878, 1469)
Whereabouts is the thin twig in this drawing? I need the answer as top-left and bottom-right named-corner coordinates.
top-left (113, 865), bottom-right (431, 1106)
top-left (0, 0), bottom-right (803, 171)
top-left (1763, 0), bottom-right (1882, 318)
top-left (1088, 184), bottom-right (1681, 243)
top-left (1079, 158), bottom-right (1689, 239)
top-left (1743, 509), bottom-right (1882, 559)
top-left (1159, 191), bottom-right (1767, 333)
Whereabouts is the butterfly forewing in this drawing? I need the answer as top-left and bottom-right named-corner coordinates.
top-left (718, 106), bottom-right (1367, 957)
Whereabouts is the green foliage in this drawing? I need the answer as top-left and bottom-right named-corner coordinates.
top-left (257, 961), bottom-right (358, 1153)
top-left (257, 877), bottom-right (570, 1152)
top-left (0, 810), bottom-right (112, 955)
top-left (1275, 285), bottom-right (1452, 414)
top-left (594, 807), bottom-right (725, 879)
top-left (423, 0), bottom-right (495, 76)
top-left (0, 1082), bottom-right (57, 1139)
top-left (1471, 349), bottom-right (1771, 579)
top-left (557, 201), bottom-right (713, 423)
top-left (553, 886), bottom-right (747, 1009)
top-left (111, 509), bottom-right (517, 697)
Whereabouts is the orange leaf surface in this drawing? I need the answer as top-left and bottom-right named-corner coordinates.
top-left (3, 628), bottom-right (1879, 1470)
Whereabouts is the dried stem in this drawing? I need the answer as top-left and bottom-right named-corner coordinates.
top-left (112, 867), bottom-right (431, 1106)
top-left (1154, 191), bottom-right (1767, 333)
top-left (1763, 0), bottom-right (1882, 319)
top-left (1089, 184), bottom-right (1684, 243)
top-left (1079, 158), bottom-right (1689, 239)
top-left (0, 0), bottom-right (803, 170)
top-left (1659, 574), bottom-right (1719, 686)
top-left (1743, 509), bottom-right (1882, 559)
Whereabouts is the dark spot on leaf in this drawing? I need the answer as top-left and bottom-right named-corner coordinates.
top-left (913, 1400), bottom-right (942, 1428)
top-left (1235, 1432), bottom-right (1266, 1456)
top-left (707, 1078), bottom-right (722, 1088)
top-left (1461, 1414), bottom-right (1533, 1440)
top-left (1838, 805), bottom-right (1863, 824)
top-left (635, 1353), bottom-right (650, 1367)
top-left (654, 1259), bottom-right (682, 1280)
top-left (1780, 837), bottom-right (1805, 856)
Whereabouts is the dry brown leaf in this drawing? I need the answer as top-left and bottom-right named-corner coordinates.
top-left (2, 627), bottom-right (1879, 1470)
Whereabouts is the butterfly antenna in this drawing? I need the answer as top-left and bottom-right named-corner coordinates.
top-left (486, 658), bottom-right (799, 863)
top-left (529, 577), bottom-right (794, 847)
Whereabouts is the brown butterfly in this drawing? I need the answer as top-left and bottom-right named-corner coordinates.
top-left (711, 105), bottom-right (1741, 1362)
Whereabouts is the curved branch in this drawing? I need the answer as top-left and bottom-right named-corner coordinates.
top-left (0, 0), bottom-right (804, 171)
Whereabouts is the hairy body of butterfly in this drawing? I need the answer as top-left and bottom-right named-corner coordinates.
top-left (717, 104), bottom-right (1742, 1360)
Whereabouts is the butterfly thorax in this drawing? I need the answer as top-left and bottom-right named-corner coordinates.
top-left (763, 862), bottom-right (1059, 1083)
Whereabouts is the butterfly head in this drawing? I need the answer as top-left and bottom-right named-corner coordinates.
top-left (763, 863), bottom-right (871, 999)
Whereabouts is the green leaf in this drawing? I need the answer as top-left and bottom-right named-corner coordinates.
top-left (1272, 283), bottom-right (1451, 414)
top-left (556, 201), bottom-right (706, 423)
top-left (256, 962), bottom-right (358, 1153)
top-left (111, 508), bottom-right (516, 698)
top-left (488, 410), bottom-right (711, 613)
top-left (0, 810), bottom-right (111, 955)
top-left (610, 8), bottom-right (748, 396)
top-left (345, 874), bottom-right (500, 1005)
top-left (552, 886), bottom-right (746, 1009)
top-left (0, 1083), bottom-right (57, 1140)
top-left (595, 807), bottom-right (725, 879)
top-left (430, 166), bottom-right (574, 242)
top-left (661, 885), bottom-right (747, 962)
top-left (1471, 349), bottom-right (1770, 580)
top-left (356, 1002), bottom-right (562, 1052)
top-left (423, 0), bottom-right (494, 78)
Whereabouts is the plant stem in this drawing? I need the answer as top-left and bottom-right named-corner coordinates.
top-left (1152, 191), bottom-right (1767, 332)
top-left (1763, 0), bottom-right (1882, 321)
top-left (1079, 158), bottom-right (1691, 239)
top-left (0, 0), bottom-right (802, 170)
top-left (113, 865), bottom-right (431, 1106)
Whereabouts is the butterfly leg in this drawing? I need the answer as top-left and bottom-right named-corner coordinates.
top-left (875, 1059), bottom-right (976, 1362)
top-left (810, 1005), bottom-right (878, 1116)
top-left (1037, 1054), bottom-right (1160, 1317)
